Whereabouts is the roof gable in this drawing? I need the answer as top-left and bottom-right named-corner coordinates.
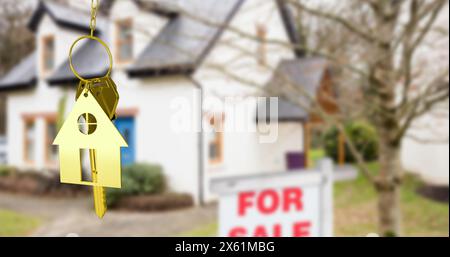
top-left (257, 57), bottom-right (329, 122)
top-left (2, 0), bottom-right (302, 89)
top-left (28, 1), bottom-right (100, 34)
top-left (48, 33), bottom-right (110, 84)
top-left (276, 0), bottom-right (305, 57)
top-left (268, 58), bottom-right (329, 96)
top-left (127, 0), bottom-right (245, 77)
top-left (53, 91), bottom-right (127, 148)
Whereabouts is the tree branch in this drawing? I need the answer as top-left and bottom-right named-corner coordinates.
top-left (397, 75), bottom-right (449, 141)
top-left (287, 0), bottom-right (383, 45)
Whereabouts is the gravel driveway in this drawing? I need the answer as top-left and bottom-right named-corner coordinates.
top-left (0, 192), bottom-right (217, 237)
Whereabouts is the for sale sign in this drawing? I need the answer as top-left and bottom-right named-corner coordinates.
top-left (211, 159), bottom-right (333, 237)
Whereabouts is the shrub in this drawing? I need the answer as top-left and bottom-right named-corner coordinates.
top-left (106, 163), bottom-right (166, 207)
top-left (115, 193), bottom-right (194, 211)
top-left (0, 169), bottom-right (88, 197)
top-left (0, 166), bottom-right (14, 177)
top-left (323, 121), bottom-right (379, 163)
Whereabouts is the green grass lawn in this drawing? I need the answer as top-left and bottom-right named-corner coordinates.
top-left (334, 162), bottom-right (448, 236)
top-left (179, 222), bottom-right (218, 237)
top-left (181, 161), bottom-right (449, 237)
top-left (0, 209), bottom-right (41, 236)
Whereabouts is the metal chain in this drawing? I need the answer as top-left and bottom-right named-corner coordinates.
top-left (90, 0), bottom-right (99, 36)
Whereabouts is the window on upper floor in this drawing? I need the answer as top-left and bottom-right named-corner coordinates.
top-left (42, 35), bottom-right (55, 73)
top-left (255, 23), bottom-right (267, 66)
top-left (116, 18), bottom-right (133, 63)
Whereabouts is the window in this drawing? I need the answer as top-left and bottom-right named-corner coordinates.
top-left (255, 23), bottom-right (267, 65)
top-left (45, 118), bottom-right (58, 164)
top-left (24, 119), bottom-right (36, 163)
top-left (116, 19), bottom-right (133, 62)
top-left (209, 131), bottom-right (223, 163)
top-left (208, 113), bottom-right (224, 164)
top-left (42, 35), bottom-right (55, 72)
top-left (78, 113), bottom-right (97, 135)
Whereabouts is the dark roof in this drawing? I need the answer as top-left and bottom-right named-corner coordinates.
top-left (134, 0), bottom-right (179, 17)
top-left (256, 57), bottom-right (328, 122)
top-left (127, 0), bottom-right (244, 77)
top-left (0, 52), bottom-right (37, 91)
top-left (47, 27), bottom-right (109, 85)
top-left (1, 0), bottom-right (301, 89)
top-left (52, 0), bottom-right (245, 82)
top-left (256, 97), bottom-right (309, 123)
top-left (97, 0), bottom-right (178, 17)
top-left (28, 1), bottom-right (103, 34)
top-left (276, 0), bottom-right (305, 57)
top-left (269, 57), bottom-right (328, 95)
top-left (47, 38), bottom-right (110, 85)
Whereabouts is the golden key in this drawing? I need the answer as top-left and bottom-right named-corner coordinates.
top-left (76, 77), bottom-right (119, 120)
top-left (89, 149), bottom-right (106, 217)
top-left (55, 81), bottom-right (126, 218)
top-left (54, 27), bottom-right (127, 218)
top-left (76, 77), bottom-right (119, 217)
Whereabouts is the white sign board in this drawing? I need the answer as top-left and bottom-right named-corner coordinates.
top-left (211, 159), bottom-right (333, 237)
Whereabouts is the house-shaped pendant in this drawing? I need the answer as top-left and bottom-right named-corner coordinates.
top-left (53, 90), bottom-right (128, 188)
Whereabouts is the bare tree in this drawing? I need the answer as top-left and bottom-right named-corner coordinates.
top-left (167, 0), bottom-right (448, 236)
top-left (0, 0), bottom-right (34, 135)
top-left (290, 0), bottom-right (448, 236)
top-left (0, 0), bottom-right (34, 75)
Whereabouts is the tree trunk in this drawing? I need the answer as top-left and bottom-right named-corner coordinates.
top-left (371, 1), bottom-right (403, 235)
top-left (376, 139), bottom-right (402, 236)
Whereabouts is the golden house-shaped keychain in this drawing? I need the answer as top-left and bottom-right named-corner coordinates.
top-left (53, 91), bottom-right (127, 188)
top-left (53, 0), bottom-right (128, 218)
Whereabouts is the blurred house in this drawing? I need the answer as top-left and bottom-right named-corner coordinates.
top-left (0, 0), bottom-right (336, 203)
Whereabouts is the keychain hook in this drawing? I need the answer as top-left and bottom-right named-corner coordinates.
top-left (68, 35), bottom-right (113, 83)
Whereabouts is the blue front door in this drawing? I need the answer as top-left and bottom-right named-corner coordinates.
top-left (114, 117), bottom-right (135, 166)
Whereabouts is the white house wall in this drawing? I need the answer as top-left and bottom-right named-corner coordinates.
top-left (7, 87), bottom-right (69, 170)
top-left (402, 138), bottom-right (449, 186)
top-left (193, 0), bottom-right (301, 202)
top-left (108, 0), bottom-right (200, 199)
top-left (7, 14), bottom-right (81, 170)
top-left (7, 11), bottom-right (201, 203)
top-left (6, 0), bottom-right (307, 204)
top-left (7, 75), bottom-right (201, 202)
top-left (114, 72), bottom-right (201, 202)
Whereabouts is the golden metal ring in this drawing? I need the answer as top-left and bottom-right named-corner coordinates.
top-left (68, 35), bottom-right (113, 82)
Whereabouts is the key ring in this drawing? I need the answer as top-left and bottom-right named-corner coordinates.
top-left (69, 35), bottom-right (113, 83)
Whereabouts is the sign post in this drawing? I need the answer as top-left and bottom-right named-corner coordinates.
top-left (211, 158), bottom-right (334, 237)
